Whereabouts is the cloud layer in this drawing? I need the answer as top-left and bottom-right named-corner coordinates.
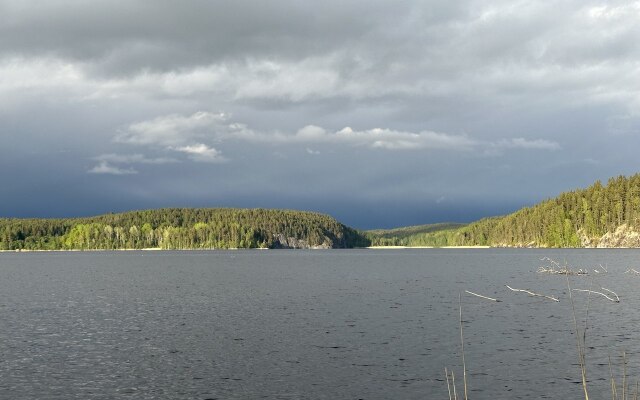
top-left (2, 0), bottom-right (639, 227)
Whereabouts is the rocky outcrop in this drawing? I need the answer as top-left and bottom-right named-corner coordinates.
top-left (596, 224), bottom-right (640, 248)
top-left (578, 229), bottom-right (598, 248)
top-left (271, 233), bottom-right (333, 249)
top-left (492, 225), bottom-right (640, 248)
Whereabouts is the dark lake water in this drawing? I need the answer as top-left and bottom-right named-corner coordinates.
top-left (2, 249), bottom-right (640, 399)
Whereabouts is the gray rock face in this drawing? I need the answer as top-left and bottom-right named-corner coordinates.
top-left (271, 233), bottom-right (333, 249)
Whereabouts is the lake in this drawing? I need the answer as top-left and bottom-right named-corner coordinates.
top-left (1, 249), bottom-right (640, 399)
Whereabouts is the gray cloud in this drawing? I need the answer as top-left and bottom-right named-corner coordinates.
top-left (497, 138), bottom-right (561, 151)
top-left (0, 0), bottom-right (398, 75)
top-left (1, 0), bottom-right (639, 227)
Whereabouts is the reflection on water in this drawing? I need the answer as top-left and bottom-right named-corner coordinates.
top-left (1, 249), bottom-right (640, 399)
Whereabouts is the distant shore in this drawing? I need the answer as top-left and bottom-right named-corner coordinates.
top-left (0, 246), bottom-right (495, 253)
top-left (365, 245), bottom-right (491, 249)
top-left (0, 248), bottom-right (164, 253)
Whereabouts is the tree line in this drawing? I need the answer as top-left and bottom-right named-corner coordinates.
top-left (367, 174), bottom-right (640, 248)
top-left (0, 208), bottom-right (370, 250)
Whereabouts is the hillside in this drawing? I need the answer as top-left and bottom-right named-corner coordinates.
top-left (0, 208), bottom-right (370, 250)
top-left (407, 174), bottom-right (640, 248)
top-left (365, 223), bottom-right (466, 246)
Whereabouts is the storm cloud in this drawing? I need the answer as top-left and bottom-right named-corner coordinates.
top-left (1, 0), bottom-right (639, 228)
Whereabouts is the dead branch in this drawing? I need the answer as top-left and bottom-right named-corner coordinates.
top-left (464, 290), bottom-right (500, 302)
top-left (625, 268), bottom-right (640, 275)
top-left (505, 285), bottom-right (560, 302)
top-left (572, 289), bottom-right (619, 303)
top-left (538, 256), bottom-right (594, 275)
top-left (600, 287), bottom-right (620, 302)
top-left (594, 264), bottom-right (608, 274)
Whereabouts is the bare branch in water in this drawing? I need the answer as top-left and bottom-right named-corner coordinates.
top-left (464, 290), bottom-right (500, 302)
top-left (625, 268), bottom-right (640, 275)
top-left (572, 289), bottom-right (620, 303)
top-left (601, 287), bottom-right (620, 302)
top-left (505, 285), bottom-right (560, 302)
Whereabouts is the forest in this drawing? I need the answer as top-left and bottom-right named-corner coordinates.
top-left (373, 174), bottom-right (640, 248)
top-left (0, 208), bottom-right (370, 250)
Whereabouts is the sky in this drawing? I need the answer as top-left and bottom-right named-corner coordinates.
top-left (1, 0), bottom-right (640, 229)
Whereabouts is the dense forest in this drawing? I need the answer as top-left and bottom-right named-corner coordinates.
top-left (0, 208), bottom-right (370, 250)
top-left (380, 174), bottom-right (640, 248)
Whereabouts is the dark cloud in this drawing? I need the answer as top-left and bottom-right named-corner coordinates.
top-left (1, 1), bottom-right (639, 227)
top-left (0, 0), bottom-right (408, 76)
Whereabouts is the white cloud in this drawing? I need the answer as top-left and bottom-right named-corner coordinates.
top-left (329, 127), bottom-right (478, 150)
top-left (88, 161), bottom-right (137, 175)
top-left (87, 154), bottom-right (178, 175)
top-left (296, 125), bottom-right (329, 141)
top-left (117, 112), bottom-right (481, 151)
top-left (115, 111), bottom-right (561, 156)
top-left (115, 111), bottom-right (228, 146)
top-left (173, 143), bottom-right (226, 163)
top-left (587, 3), bottom-right (640, 20)
top-left (95, 153), bottom-right (178, 164)
top-left (0, 58), bottom-right (83, 91)
top-left (110, 112), bottom-right (228, 164)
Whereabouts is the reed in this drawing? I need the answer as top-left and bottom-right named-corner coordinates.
top-left (609, 355), bottom-right (618, 400)
top-left (567, 273), bottom-right (590, 399)
top-left (451, 369), bottom-right (458, 400)
top-left (623, 352), bottom-right (628, 400)
top-left (445, 367), bottom-right (453, 400)
top-left (459, 293), bottom-right (468, 400)
top-left (442, 259), bottom-right (638, 398)
top-left (582, 277), bottom-right (594, 363)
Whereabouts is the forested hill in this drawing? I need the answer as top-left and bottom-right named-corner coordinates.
top-left (407, 174), bottom-right (640, 248)
top-left (0, 208), bottom-right (370, 250)
top-left (365, 223), bottom-right (466, 246)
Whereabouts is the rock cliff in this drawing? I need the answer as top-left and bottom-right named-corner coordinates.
top-left (594, 224), bottom-right (640, 248)
top-left (271, 233), bottom-right (334, 249)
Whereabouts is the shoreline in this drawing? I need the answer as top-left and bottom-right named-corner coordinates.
top-left (1, 246), bottom-right (493, 252)
top-left (5, 246), bottom-right (633, 252)
top-left (365, 245), bottom-right (491, 249)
